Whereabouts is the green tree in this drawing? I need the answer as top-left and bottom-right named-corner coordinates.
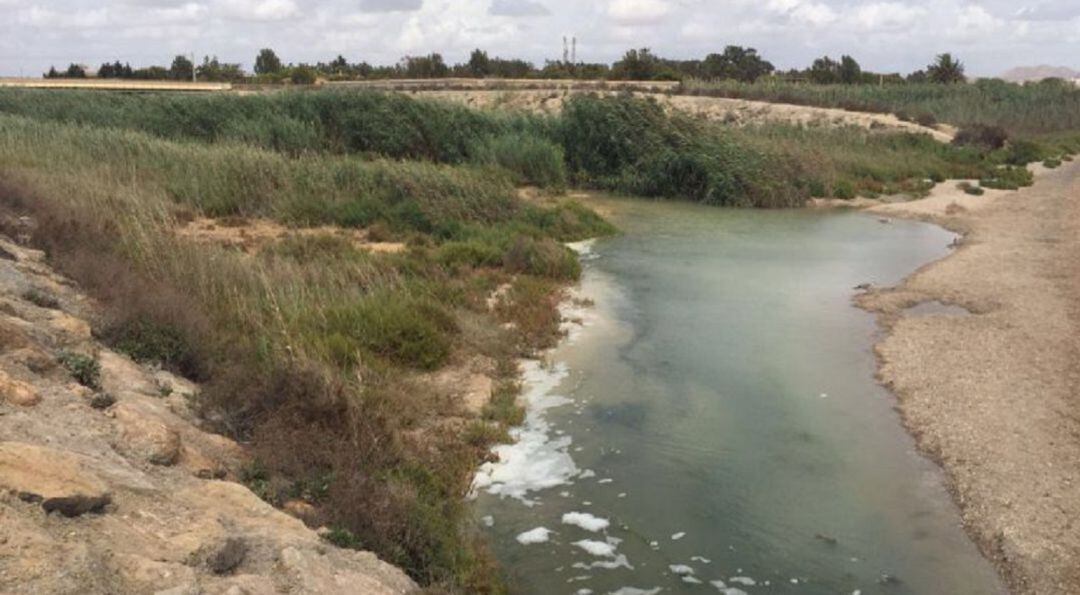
top-left (701, 46), bottom-right (774, 83)
top-left (64, 63), bottom-right (87, 78)
top-left (611, 48), bottom-right (674, 80)
top-left (839, 55), bottom-right (861, 84)
top-left (44, 66), bottom-right (60, 79)
top-left (402, 53), bottom-right (449, 78)
top-left (468, 49), bottom-right (491, 77)
top-left (169, 55), bottom-right (194, 80)
top-left (809, 56), bottom-right (839, 84)
top-left (329, 55), bottom-right (348, 74)
top-left (927, 53), bottom-right (966, 84)
top-left (254, 48), bottom-right (283, 75)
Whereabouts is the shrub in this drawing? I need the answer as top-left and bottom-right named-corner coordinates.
top-left (952, 124), bottom-right (1008, 151)
top-left (832, 179), bottom-right (856, 199)
top-left (1004, 140), bottom-right (1043, 165)
top-left (22, 288), bottom-right (59, 309)
top-left (58, 351), bottom-right (101, 390)
top-left (469, 132), bottom-right (567, 189)
top-left (980, 165), bottom-right (1034, 190)
top-left (1043, 158), bottom-right (1062, 169)
top-left (106, 318), bottom-right (199, 373)
top-left (502, 237), bottom-right (580, 280)
top-left (315, 295), bottom-right (456, 370)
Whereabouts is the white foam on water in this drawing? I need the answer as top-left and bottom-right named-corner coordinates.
top-left (691, 556), bottom-right (711, 564)
top-left (471, 361), bottom-right (577, 505)
top-left (683, 576), bottom-right (703, 584)
top-left (579, 469), bottom-right (597, 479)
top-left (573, 540), bottom-right (617, 557)
top-left (710, 581), bottom-right (748, 595)
top-left (669, 564), bottom-right (695, 575)
top-left (617, 492), bottom-right (627, 498)
top-left (573, 554), bottom-right (633, 571)
top-left (671, 532), bottom-right (686, 540)
top-left (598, 478), bottom-right (614, 484)
top-left (608, 587), bottom-right (660, 595)
top-left (577, 590), bottom-right (594, 595)
top-left (562, 512), bottom-right (610, 532)
top-left (480, 515), bottom-right (494, 527)
top-left (729, 577), bottom-right (756, 586)
top-left (566, 239), bottom-right (599, 260)
top-left (516, 527), bottom-right (553, 545)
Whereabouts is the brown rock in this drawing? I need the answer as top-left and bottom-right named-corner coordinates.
top-left (8, 346), bottom-right (57, 373)
top-left (113, 402), bottom-right (182, 466)
top-left (205, 537), bottom-right (248, 575)
top-left (283, 500), bottom-right (317, 523)
top-left (0, 369), bottom-right (41, 407)
top-left (0, 318), bottom-right (31, 353)
top-left (47, 311), bottom-right (92, 343)
top-left (0, 442), bottom-right (111, 517)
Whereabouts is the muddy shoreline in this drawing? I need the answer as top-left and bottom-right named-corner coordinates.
top-left (857, 163), bottom-right (1080, 594)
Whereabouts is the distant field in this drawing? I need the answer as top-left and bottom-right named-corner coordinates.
top-left (0, 77), bottom-right (231, 92)
top-left (679, 78), bottom-right (1080, 138)
top-left (327, 77), bottom-right (679, 92)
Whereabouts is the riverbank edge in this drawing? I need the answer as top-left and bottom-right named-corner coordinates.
top-left (854, 162), bottom-right (1079, 595)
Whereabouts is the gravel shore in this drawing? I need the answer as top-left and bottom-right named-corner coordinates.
top-left (859, 163), bottom-right (1080, 594)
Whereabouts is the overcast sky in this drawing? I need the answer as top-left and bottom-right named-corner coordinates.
top-left (1, 1), bottom-right (1078, 77)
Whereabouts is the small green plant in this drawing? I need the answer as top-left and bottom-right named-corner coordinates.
top-left (323, 527), bottom-right (364, 550)
top-left (108, 319), bottom-right (196, 372)
top-left (58, 351), bottom-right (101, 390)
top-left (22, 288), bottom-right (59, 309)
top-left (980, 165), bottom-right (1034, 190)
top-left (832, 180), bottom-right (856, 200)
top-left (1043, 158), bottom-right (1062, 169)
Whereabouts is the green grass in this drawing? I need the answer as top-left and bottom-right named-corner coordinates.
top-left (0, 112), bottom-right (612, 593)
top-left (679, 78), bottom-right (1080, 138)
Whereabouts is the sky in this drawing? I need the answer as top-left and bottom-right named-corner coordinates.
top-left (1, 0), bottom-right (1079, 77)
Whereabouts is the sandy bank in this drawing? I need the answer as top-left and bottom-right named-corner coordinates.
top-left (408, 89), bottom-right (953, 141)
top-left (858, 162), bottom-right (1080, 594)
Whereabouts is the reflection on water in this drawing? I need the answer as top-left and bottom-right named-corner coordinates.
top-left (473, 198), bottom-right (1004, 595)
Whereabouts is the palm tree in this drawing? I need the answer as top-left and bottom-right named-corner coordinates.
top-left (927, 53), bottom-right (966, 84)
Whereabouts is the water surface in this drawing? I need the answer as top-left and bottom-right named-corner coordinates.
top-left (473, 198), bottom-right (1004, 595)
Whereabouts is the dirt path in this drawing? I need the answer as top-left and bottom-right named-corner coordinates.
top-left (859, 162), bottom-right (1080, 594)
top-left (410, 89), bottom-right (954, 141)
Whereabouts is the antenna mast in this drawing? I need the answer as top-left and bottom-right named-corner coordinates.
top-left (572, 37), bottom-right (577, 64)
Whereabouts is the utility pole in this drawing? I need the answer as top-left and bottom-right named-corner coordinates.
top-left (571, 37), bottom-right (577, 64)
top-left (191, 52), bottom-right (197, 83)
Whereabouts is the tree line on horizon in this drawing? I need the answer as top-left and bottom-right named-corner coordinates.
top-left (43, 47), bottom-right (969, 86)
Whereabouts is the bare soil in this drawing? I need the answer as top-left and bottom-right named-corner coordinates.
top-left (859, 162), bottom-right (1080, 594)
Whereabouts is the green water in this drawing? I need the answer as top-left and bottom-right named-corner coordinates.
top-left (473, 199), bottom-right (1004, 595)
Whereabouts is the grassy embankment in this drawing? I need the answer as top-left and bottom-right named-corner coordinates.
top-left (0, 85), bottom-right (1070, 591)
top-left (0, 86), bottom-right (1057, 205)
top-left (0, 108), bottom-right (609, 592)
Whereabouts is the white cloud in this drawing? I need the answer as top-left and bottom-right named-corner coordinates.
top-left (18, 6), bottom-right (111, 28)
top-left (851, 2), bottom-right (925, 31)
top-left (608, 0), bottom-right (672, 26)
top-left (765, 0), bottom-right (837, 27)
top-left (218, 0), bottom-right (299, 21)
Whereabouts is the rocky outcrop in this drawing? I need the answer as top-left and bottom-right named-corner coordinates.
top-left (0, 236), bottom-right (417, 594)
